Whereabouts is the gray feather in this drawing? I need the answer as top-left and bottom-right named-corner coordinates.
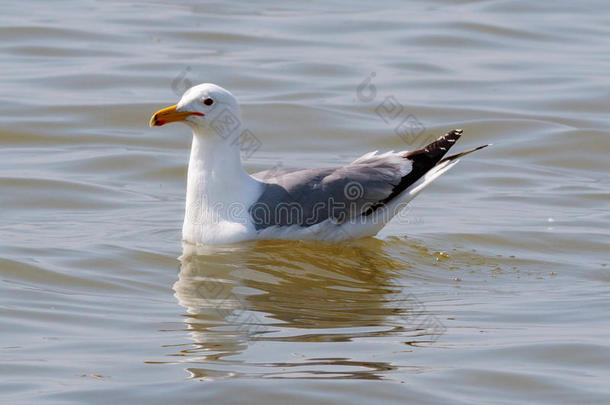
top-left (250, 155), bottom-right (410, 229)
top-left (249, 129), bottom-right (486, 230)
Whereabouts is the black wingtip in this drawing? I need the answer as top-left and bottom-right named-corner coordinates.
top-left (439, 143), bottom-right (491, 164)
top-left (370, 129), bottom-right (463, 210)
top-left (363, 129), bottom-right (475, 217)
top-left (405, 128), bottom-right (463, 163)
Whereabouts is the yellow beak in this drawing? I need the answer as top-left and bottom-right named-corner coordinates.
top-left (149, 105), bottom-right (204, 127)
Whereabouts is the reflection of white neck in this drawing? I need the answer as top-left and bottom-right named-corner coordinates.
top-left (183, 127), bottom-right (261, 244)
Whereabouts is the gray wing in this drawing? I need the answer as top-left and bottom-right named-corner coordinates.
top-left (249, 129), bottom-right (468, 230)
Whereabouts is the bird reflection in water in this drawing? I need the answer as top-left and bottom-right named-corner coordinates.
top-left (171, 238), bottom-right (446, 380)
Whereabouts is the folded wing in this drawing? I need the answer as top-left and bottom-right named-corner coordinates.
top-left (250, 129), bottom-right (487, 230)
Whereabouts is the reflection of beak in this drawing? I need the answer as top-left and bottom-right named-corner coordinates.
top-left (149, 104), bottom-right (204, 127)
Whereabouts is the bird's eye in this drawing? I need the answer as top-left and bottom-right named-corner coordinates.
top-left (203, 98), bottom-right (214, 106)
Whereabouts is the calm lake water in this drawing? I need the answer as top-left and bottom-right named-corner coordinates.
top-left (1, 1), bottom-right (609, 403)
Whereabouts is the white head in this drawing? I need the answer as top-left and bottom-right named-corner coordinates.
top-left (149, 83), bottom-right (241, 134)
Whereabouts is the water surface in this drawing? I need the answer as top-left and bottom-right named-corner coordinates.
top-left (1, 1), bottom-right (609, 403)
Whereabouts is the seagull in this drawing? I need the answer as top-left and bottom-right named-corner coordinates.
top-left (150, 83), bottom-right (489, 245)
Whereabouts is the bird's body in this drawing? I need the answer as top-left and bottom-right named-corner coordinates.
top-left (150, 83), bottom-right (489, 246)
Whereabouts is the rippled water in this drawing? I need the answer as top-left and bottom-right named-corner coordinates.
top-left (1, 1), bottom-right (609, 403)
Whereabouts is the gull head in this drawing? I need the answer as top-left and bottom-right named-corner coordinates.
top-left (149, 83), bottom-right (241, 132)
